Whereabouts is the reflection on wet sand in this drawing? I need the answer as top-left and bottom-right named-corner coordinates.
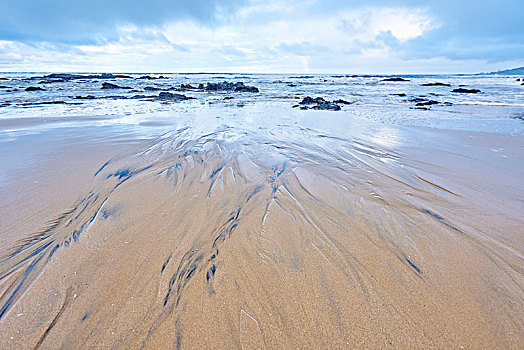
top-left (0, 124), bottom-right (523, 349)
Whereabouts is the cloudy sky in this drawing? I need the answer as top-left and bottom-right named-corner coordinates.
top-left (0, 0), bottom-right (522, 73)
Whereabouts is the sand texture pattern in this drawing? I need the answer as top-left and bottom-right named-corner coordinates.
top-left (0, 125), bottom-right (523, 349)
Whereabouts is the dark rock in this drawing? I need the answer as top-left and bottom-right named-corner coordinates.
top-left (290, 76), bottom-right (314, 79)
top-left (102, 82), bottom-right (131, 89)
top-left (0, 85), bottom-right (8, 89)
top-left (392, 93), bottom-right (407, 97)
top-left (382, 77), bottom-right (410, 82)
top-left (288, 84), bottom-right (297, 87)
top-left (0, 77), bottom-right (8, 80)
top-left (312, 102), bottom-right (341, 111)
top-left (223, 96), bottom-right (234, 100)
top-left (25, 86), bottom-right (45, 91)
top-left (144, 86), bottom-right (162, 91)
top-left (458, 84), bottom-right (466, 87)
top-left (234, 82), bottom-right (259, 92)
top-left (197, 81), bottom-right (259, 92)
top-left (421, 82), bottom-right (451, 87)
top-left (333, 99), bottom-right (352, 105)
top-left (451, 88), bottom-right (481, 93)
top-left (75, 95), bottom-right (96, 99)
top-left (415, 100), bottom-right (439, 106)
top-left (297, 96), bottom-right (347, 111)
top-left (158, 92), bottom-right (194, 101)
top-left (299, 96), bottom-right (326, 105)
top-left (516, 78), bottom-right (521, 81)
top-left (181, 84), bottom-right (196, 89)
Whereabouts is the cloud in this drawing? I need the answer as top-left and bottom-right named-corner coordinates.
top-left (0, 0), bottom-right (523, 72)
top-left (0, 0), bottom-right (247, 43)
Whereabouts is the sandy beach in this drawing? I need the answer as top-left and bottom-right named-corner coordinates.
top-left (0, 82), bottom-right (522, 349)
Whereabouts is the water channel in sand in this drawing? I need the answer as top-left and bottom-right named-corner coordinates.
top-left (0, 101), bottom-right (523, 348)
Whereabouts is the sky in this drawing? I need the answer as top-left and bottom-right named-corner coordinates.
top-left (0, 0), bottom-right (523, 73)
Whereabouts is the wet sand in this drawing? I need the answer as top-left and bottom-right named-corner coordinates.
top-left (0, 112), bottom-right (523, 349)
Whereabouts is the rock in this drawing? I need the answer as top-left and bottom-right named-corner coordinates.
top-left (516, 78), bottom-right (521, 81)
top-left (299, 96), bottom-right (326, 105)
top-left (223, 96), bottom-right (234, 100)
top-left (333, 99), bottom-right (352, 105)
top-left (421, 82), bottom-right (451, 86)
top-left (144, 86), bottom-right (162, 91)
top-left (415, 100), bottom-right (439, 106)
top-left (297, 96), bottom-right (348, 110)
top-left (0, 77), bottom-right (8, 80)
top-left (137, 75), bottom-right (166, 80)
top-left (392, 93), bottom-right (407, 97)
top-left (288, 84), bottom-right (297, 87)
top-left (25, 86), bottom-right (45, 91)
top-left (101, 82), bottom-right (131, 89)
top-left (158, 92), bottom-right (193, 101)
top-left (75, 95), bottom-right (96, 100)
top-left (451, 88), bottom-right (481, 93)
top-left (196, 81), bottom-right (259, 92)
top-left (180, 84), bottom-right (196, 89)
top-left (0, 85), bottom-right (8, 89)
top-left (382, 77), bottom-right (409, 82)
top-left (234, 82), bottom-right (259, 92)
top-left (312, 102), bottom-right (341, 111)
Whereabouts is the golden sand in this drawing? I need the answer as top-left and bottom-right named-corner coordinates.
top-left (0, 126), bottom-right (522, 349)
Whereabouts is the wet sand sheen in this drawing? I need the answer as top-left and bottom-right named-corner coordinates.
top-left (0, 125), bottom-right (523, 349)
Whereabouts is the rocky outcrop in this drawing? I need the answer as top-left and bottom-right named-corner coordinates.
top-left (144, 86), bottom-right (162, 91)
top-left (25, 86), bottom-right (46, 91)
top-left (421, 82), bottom-right (451, 87)
top-left (451, 88), bottom-right (481, 93)
top-left (204, 81), bottom-right (259, 92)
top-left (294, 96), bottom-right (352, 111)
top-left (101, 82), bottom-right (131, 89)
top-left (382, 77), bottom-right (409, 82)
top-left (158, 92), bottom-right (194, 101)
top-left (137, 75), bottom-right (167, 80)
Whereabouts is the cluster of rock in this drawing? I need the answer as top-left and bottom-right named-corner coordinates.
top-left (180, 81), bottom-right (259, 92)
top-left (293, 96), bottom-right (352, 111)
